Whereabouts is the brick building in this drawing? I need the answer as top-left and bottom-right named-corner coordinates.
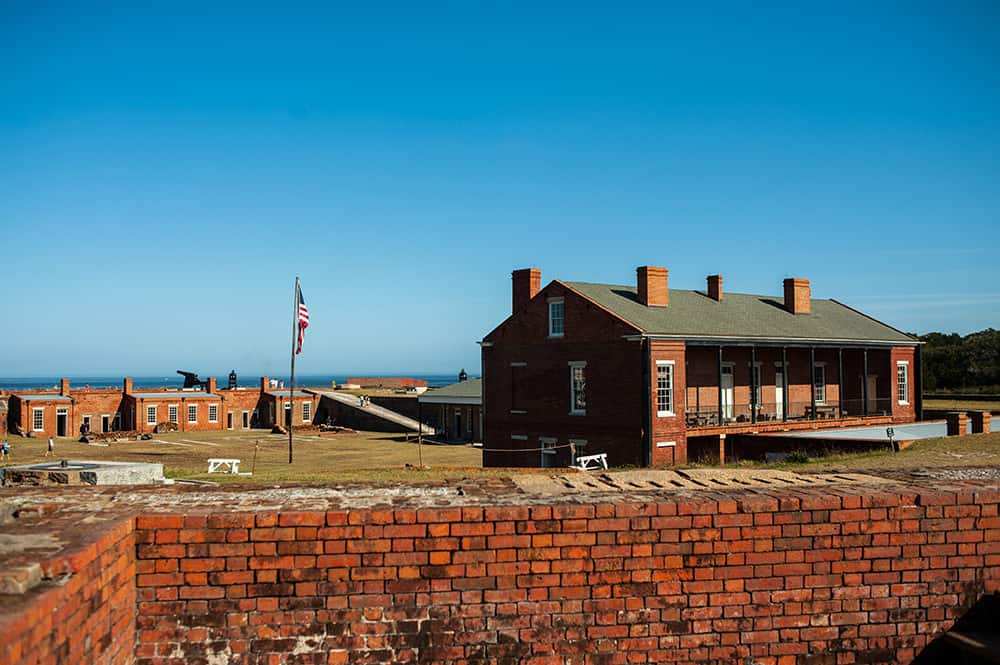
top-left (6, 375), bottom-right (318, 437)
top-left (481, 266), bottom-right (921, 468)
top-left (418, 377), bottom-right (482, 442)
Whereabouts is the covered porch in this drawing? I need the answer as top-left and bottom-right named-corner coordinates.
top-left (683, 343), bottom-right (915, 432)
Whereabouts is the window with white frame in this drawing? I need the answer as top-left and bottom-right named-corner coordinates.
top-left (32, 408), bottom-right (44, 431)
top-left (656, 361), bottom-right (674, 416)
top-left (208, 404), bottom-right (218, 423)
top-left (188, 404), bottom-right (198, 423)
top-left (897, 362), bottom-right (909, 405)
top-left (813, 365), bottom-right (826, 404)
top-left (146, 405), bottom-right (157, 425)
top-left (751, 364), bottom-right (762, 406)
top-left (302, 401), bottom-right (311, 422)
top-left (168, 405), bottom-right (178, 423)
top-left (569, 361), bottom-right (586, 414)
top-left (548, 298), bottom-right (565, 337)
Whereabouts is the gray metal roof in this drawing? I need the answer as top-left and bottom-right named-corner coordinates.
top-left (418, 378), bottom-right (482, 403)
top-left (564, 282), bottom-right (916, 344)
top-left (130, 392), bottom-right (221, 399)
top-left (18, 394), bottom-right (72, 402)
top-left (267, 391), bottom-right (311, 397)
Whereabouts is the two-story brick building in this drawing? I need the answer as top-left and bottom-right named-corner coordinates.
top-left (481, 266), bottom-right (921, 468)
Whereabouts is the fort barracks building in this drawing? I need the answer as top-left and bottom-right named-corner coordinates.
top-left (7, 376), bottom-right (317, 437)
top-left (481, 266), bottom-right (920, 468)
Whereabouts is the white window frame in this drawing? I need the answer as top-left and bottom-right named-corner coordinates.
top-left (813, 364), bottom-right (826, 405)
top-left (896, 361), bottom-right (910, 405)
top-left (568, 361), bottom-right (587, 415)
top-left (548, 298), bottom-right (565, 338)
top-left (146, 405), bottom-right (157, 426)
top-left (168, 404), bottom-right (178, 424)
top-left (208, 404), bottom-right (219, 423)
top-left (656, 360), bottom-right (675, 417)
top-left (188, 404), bottom-right (198, 423)
top-left (32, 407), bottom-right (44, 432)
top-left (302, 401), bottom-right (311, 422)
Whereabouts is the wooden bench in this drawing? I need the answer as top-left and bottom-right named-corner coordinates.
top-left (574, 453), bottom-right (608, 471)
top-left (207, 458), bottom-right (241, 474)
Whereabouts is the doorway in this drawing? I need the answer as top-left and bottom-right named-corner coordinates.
top-left (455, 411), bottom-right (462, 441)
top-left (775, 367), bottom-right (785, 419)
top-left (101, 415), bottom-right (110, 433)
top-left (227, 412), bottom-right (234, 429)
top-left (242, 411), bottom-right (249, 429)
top-left (57, 409), bottom-right (68, 437)
top-left (865, 376), bottom-right (878, 413)
top-left (721, 365), bottom-right (734, 421)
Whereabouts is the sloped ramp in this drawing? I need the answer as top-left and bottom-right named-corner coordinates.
top-left (309, 389), bottom-right (436, 435)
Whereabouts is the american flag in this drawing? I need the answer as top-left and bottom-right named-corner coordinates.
top-left (296, 285), bottom-right (309, 354)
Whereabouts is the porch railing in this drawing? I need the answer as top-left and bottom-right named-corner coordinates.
top-left (685, 398), bottom-right (893, 428)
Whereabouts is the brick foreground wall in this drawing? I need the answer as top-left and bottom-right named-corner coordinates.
top-left (0, 517), bottom-right (135, 665)
top-left (130, 484), bottom-right (1000, 665)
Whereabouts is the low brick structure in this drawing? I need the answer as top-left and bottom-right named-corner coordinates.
top-left (1, 472), bottom-right (998, 664)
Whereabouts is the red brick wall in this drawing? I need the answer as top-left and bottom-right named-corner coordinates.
top-left (483, 282), bottom-right (646, 467)
top-left (891, 347), bottom-right (916, 423)
top-left (650, 340), bottom-right (687, 465)
top-left (0, 519), bottom-right (135, 665)
top-left (130, 483), bottom-right (1000, 665)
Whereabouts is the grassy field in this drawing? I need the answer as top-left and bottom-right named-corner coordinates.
top-left (923, 398), bottom-right (1000, 412)
top-left (2, 429), bottom-right (997, 483)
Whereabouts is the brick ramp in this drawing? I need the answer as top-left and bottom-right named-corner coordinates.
top-left (309, 389), bottom-right (436, 435)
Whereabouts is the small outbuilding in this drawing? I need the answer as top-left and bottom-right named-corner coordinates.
top-left (418, 377), bottom-right (482, 443)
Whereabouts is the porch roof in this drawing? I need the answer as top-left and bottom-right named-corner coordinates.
top-left (564, 282), bottom-right (916, 345)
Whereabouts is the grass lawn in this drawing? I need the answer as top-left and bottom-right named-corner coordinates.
top-left (923, 398), bottom-right (1000, 412)
top-left (2, 429), bottom-right (997, 483)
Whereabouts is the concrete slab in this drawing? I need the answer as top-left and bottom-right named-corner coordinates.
top-left (0, 460), bottom-right (169, 487)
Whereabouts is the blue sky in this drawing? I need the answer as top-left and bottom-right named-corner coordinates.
top-left (2, 2), bottom-right (998, 376)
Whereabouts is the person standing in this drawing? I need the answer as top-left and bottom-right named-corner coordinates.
top-left (46, 436), bottom-right (54, 457)
top-left (1, 439), bottom-right (9, 460)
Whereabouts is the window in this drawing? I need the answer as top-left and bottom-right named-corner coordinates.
top-left (302, 401), bottom-right (311, 422)
top-left (510, 362), bottom-right (527, 413)
top-left (897, 362), bottom-right (909, 405)
top-left (813, 365), bottom-right (826, 404)
top-left (188, 404), bottom-right (198, 423)
top-left (33, 408), bottom-right (44, 431)
top-left (569, 439), bottom-right (588, 464)
top-left (83, 415), bottom-right (91, 430)
top-left (569, 361), bottom-right (586, 414)
top-left (548, 298), bottom-right (565, 337)
top-left (208, 404), bottom-right (218, 423)
top-left (242, 411), bottom-right (250, 428)
top-left (751, 365), bottom-right (762, 405)
top-left (540, 437), bottom-right (558, 468)
top-left (168, 405), bottom-right (178, 424)
top-left (146, 406), bottom-right (157, 425)
top-left (656, 361), bottom-right (674, 416)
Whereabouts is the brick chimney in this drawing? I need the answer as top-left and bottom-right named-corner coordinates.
top-left (207, 377), bottom-right (217, 394)
top-left (59, 378), bottom-right (70, 396)
top-left (707, 275), bottom-right (723, 301)
top-left (123, 377), bottom-right (134, 394)
top-left (260, 376), bottom-right (269, 393)
top-left (512, 268), bottom-right (541, 314)
top-left (637, 266), bottom-right (669, 307)
top-left (784, 278), bottom-right (811, 315)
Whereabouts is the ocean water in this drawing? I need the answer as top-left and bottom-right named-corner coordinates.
top-left (0, 373), bottom-right (472, 392)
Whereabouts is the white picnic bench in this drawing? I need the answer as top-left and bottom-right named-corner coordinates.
top-left (207, 458), bottom-right (241, 474)
top-left (573, 453), bottom-right (608, 471)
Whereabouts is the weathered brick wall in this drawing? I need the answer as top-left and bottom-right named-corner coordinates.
top-left (131, 483), bottom-right (1000, 665)
top-left (0, 517), bottom-right (136, 665)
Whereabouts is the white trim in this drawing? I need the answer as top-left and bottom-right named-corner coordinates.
top-left (168, 404), bottom-right (179, 424)
top-left (568, 361), bottom-right (587, 415)
top-left (548, 298), bottom-right (565, 338)
top-left (146, 405), bottom-right (157, 426)
top-left (896, 360), bottom-right (910, 405)
top-left (656, 441), bottom-right (676, 448)
top-left (813, 364), bottom-right (827, 405)
top-left (208, 404), bottom-right (219, 423)
top-left (32, 407), bottom-right (44, 432)
top-left (302, 401), bottom-right (312, 422)
top-left (655, 360), bottom-right (675, 417)
top-left (187, 404), bottom-right (198, 423)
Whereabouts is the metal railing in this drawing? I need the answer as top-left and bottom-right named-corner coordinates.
top-left (685, 398), bottom-right (894, 428)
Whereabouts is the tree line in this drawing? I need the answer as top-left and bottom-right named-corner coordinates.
top-left (920, 328), bottom-right (1000, 393)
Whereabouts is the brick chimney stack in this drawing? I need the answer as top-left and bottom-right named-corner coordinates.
top-left (512, 268), bottom-right (542, 314)
top-left (59, 378), bottom-right (70, 396)
top-left (784, 278), bottom-right (811, 315)
top-left (260, 376), bottom-right (269, 394)
top-left (707, 275), bottom-right (723, 301)
top-left (207, 377), bottom-right (217, 394)
top-left (637, 266), bottom-right (669, 307)
top-left (123, 378), bottom-right (134, 394)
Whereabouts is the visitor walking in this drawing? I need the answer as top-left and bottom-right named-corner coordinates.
top-left (46, 436), bottom-right (54, 457)
top-left (1, 439), bottom-right (9, 460)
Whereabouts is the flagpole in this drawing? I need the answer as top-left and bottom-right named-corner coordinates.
top-left (289, 276), bottom-right (299, 464)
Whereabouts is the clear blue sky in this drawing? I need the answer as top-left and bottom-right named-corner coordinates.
top-left (2, 2), bottom-right (998, 376)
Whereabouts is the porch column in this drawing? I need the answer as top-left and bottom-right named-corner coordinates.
top-left (838, 348), bottom-right (844, 418)
top-left (750, 346), bottom-right (757, 424)
top-left (782, 347), bottom-right (788, 423)
top-left (717, 346), bottom-right (724, 426)
top-left (862, 348), bottom-right (869, 417)
top-left (810, 347), bottom-right (816, 421)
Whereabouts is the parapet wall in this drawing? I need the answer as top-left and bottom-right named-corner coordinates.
top-left (1, 475), bottom-right (998, 665)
